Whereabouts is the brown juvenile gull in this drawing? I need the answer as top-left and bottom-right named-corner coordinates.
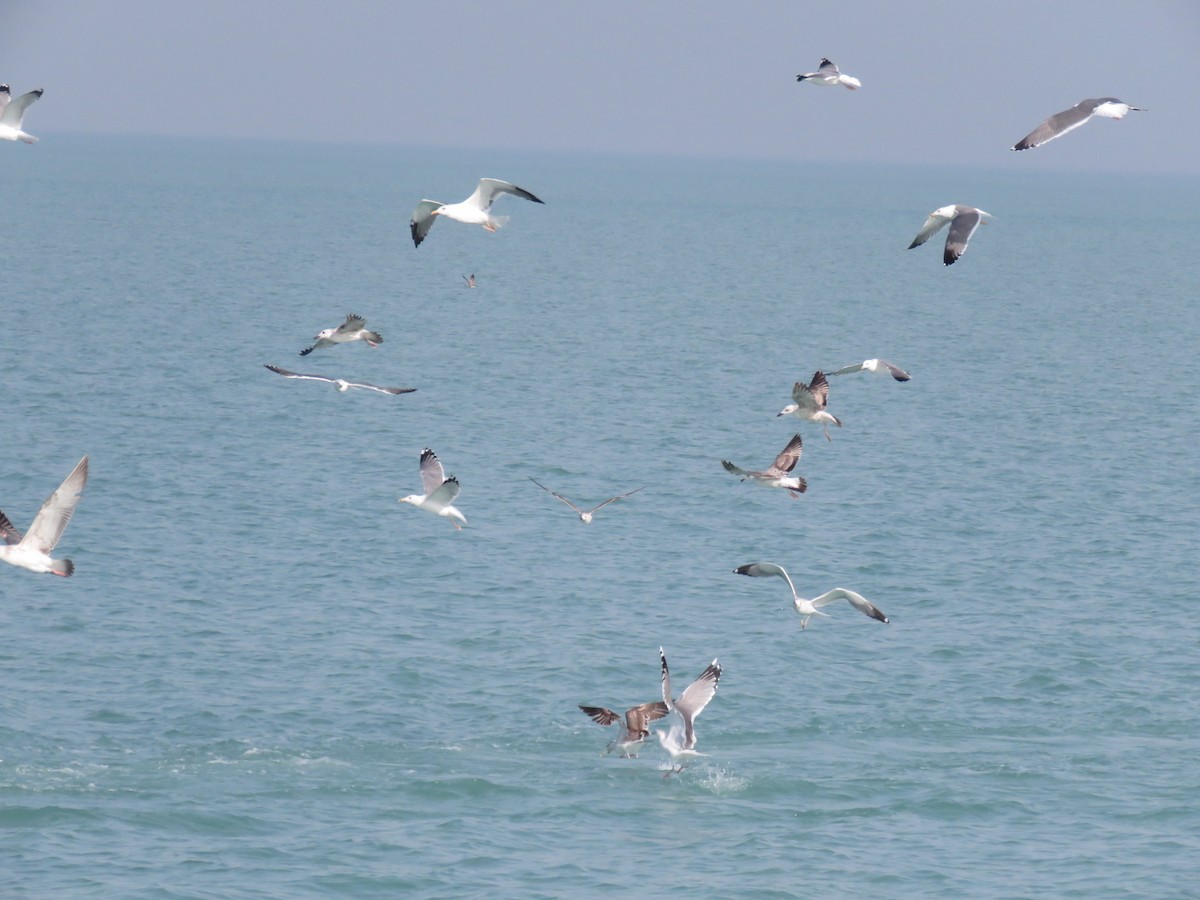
top-left (827, 359), bottom-right (911, 381)
top-left (776, 370), bottom-right (842, 440)
top-left (656, 647), bottom-right (721, 773)
top-left (528, 477), bottom-right (643, 523)
top-left (721, 433), bottom-right (807, 499)
top-left (300, 314), bottom-right (382, 356)
top-left (733, 562), bottom-right (889, 629)
top-left (1, 455), bottom-right (88, 577)
top-left (579, 701), bottom-right (670, 758)
top-left (1011, 98), bottom-right (1145, 152)
top-left (263, 364), bottom-right (414, 395)
top-left (398, 448), bottom-right (466, 530)
top-left (410, 178), bottom-right (544, 248)
top-left (907, 205), bottom-right (992, 266)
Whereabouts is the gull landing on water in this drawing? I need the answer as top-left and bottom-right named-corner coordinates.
top-left (0, 456), bottom-right (88, 577)
top-left (410, 178), bottom-right (544, 248)
top-left (528, 477), bottom-right (643, 523)
top-left (721, 433), bottom-right (807, 499)
top-left (777, 371), bottom-right (842, 440)
top-left (0, 85), bottom-right (43, 143)
top-left (733, 563), bottom-right (889, 629)
top-left (1012, 98), bottom-right (1145, 152)
top-left (828, 359), bottom-right (911, 382)
top-left (300, 314), bottom-right (382, 356)
top-left (796, 58), bottom-right (861, 90)
top-left (398, 448), bottom-right (466, 530)
top-left (579, 701), bottom-right (669, 758)
top-left (264, 364), bottom-right (414, 395)
top-left (907, 205), bottom-right (992, 266)
top-left (657, 648), bottom-right (721, 774)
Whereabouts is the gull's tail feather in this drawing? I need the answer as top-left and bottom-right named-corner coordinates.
top-left (487, 214), bottom-right (510, 232)
top-left (51, 558), bottom-right (74, 577)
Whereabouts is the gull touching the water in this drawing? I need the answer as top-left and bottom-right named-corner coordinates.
top-left (410, 178), bottom-right (544, 248)
top-left (264, 364), bottom-right (414, 395)
top-left (398, 448), bottom-right (467, 530)
top-left (0, 455), bottom-right (88, 577)
top-left (1011, 98), bottom-right (1145, 152)
top-left (733, 563), bottom-right (889, 629)
top-left (657, 647), bottom-right (721, 772)
top-left (796, 58), bottom-right (861, 90)
top-left (721, 433), bottom-right (807, 499)
top-left (299, 314), bottom-right (382, 356)
top-left (579, 701), bottom-right (670, 758)
top-left (907, 205), bottom-right (992, 266)
top-left (777, 371), bottom-right (842, 440)
top-left (528, 478), bottom-right (643, 523)
top-left (0, 85), bottom-right (43, 143)
top-left (828, 359), bottom-right (911, 381)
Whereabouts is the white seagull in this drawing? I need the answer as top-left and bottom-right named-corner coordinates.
top-left (528, 477), bottom-right (643, 523)
top-left (656, 647), bottom-right (721, 772)
top-left (0, 85), bottom-right (43, 144)
top-left (828, 358), bottom-right (911, 381)
top-left (733, 563), bottom-right (889, 629)
top-left (777, 370), bottom-right (842, 440)
top-left (721, 433), bottom-right (807, 499)
top-left (300, 314), bottom-right (382, 356)
top-left (398, 448), bottom-right (467, 530)
top-left (907, 205), bottom-right (992, 266)
top-left (410, 178), bottom-right (544, 248)
top-left (579, 701), bottom-right (670, 758)
top-left (0, 455), bottom-right (88, 577)
top-left (1011, 98), bottom-right (1145, 152)
top-left (263, 364), bottom-right (414, 395)
top-left (796, 58), bottom-right (861, 90)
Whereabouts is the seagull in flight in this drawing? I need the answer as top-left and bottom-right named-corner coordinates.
top-left (657, 647), bottom-right (721, 773)
top-left (733, 563), bottom-right (889, 629)
top-left (827, 359), bottom-right (911, 381)
top-left (299, 314), bottom-right (382, 356)
top-left (263, 364), bottom-right (414, 395)
top-left (0, 85), bottom-right (43, 144)
top-left (528, 478), bottom-right (643, 523)
top-left (0, 455), bottom-right (88, 577)
top-left (410, 178), bottom-right (544, 248)
top-left (579, 701), bottom-right (670, 758)
top-left (398, 448), bottom-right (466, 530)
top-left (796, 58), bottom-right (861, 90)
top-left (462, 274), bottom-right (476, 288)
top-left (721, 433), bottom-right (807, 499)
top-left (1011, 98), bottom-right (1145, 152)
top-left (777, 371), bottom-right (842, 440)
top-left (907, 205), bottom-right (992, 266)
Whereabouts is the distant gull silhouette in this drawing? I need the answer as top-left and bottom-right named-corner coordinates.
top-left (907, 205), bottom-right (992, 266)
top-left (657, 647), bottom-right (721, 773)
top-left (398, 448), bottom-right (467, 530)
top-left (777, 370), bottom-right (842, 440)
top-left (721, 433), bottom-right (807, 499)
top-left (0, 85), bottom-right (43, 143)
top-left (733, 562), bottom-right (889, 629)
top-left (827, 359), bottom-right (911, 381)
top-left (410, 178), bottom-right (544, 248)
top-left (300, 314), bottom-right (382, 356)
top-left (264, 364), bottom-right (414, 395)
top-left (796, 58), bottom-right (861, 90)
top-left (1011, 98), bottom-right (1144, 151)
top-left (0, 455), bottom-right (88, 577)
top-left (579, 701), bottom-right (670, 758)
top-left (462, 274), bottom-right (476, 288)
top-left (528, 477), bottom-right (643, 523)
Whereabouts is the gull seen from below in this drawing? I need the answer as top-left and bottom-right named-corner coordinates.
top-left (777, 370), bottom-right (842, 440)
top-left (1011, 98), bottom-right (1145, 151)
top-left (300, 314), bottom-right (382, 356)
top-left (795, 58), bottom-right (861, 90)
top-left (0, 455), bottom-right (88, 577)
top-left (657, 647), bottom-right (721, 774)
top-left (528, 478), bottom-right (643, 523)
top-left (907, 205), bottom-right (992, 266)
top-left (579, 700), bottom-right (670, 759)
top-left (828, 359), bottom-right (911, 382)
top-left (398, 449), bottom-right (467, 531)
top-left (721, 433), bottom-right (807, 499)
top-left (0, 85), bottom-right (43, 143)
top-left (410, 178), bottom-right (544, 248)
top-left (263, 364), bottom-right (414, 395)
top-left (733, 563), bottom-right (889, 629)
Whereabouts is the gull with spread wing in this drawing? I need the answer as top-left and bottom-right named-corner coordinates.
top-left (263, 364), bottom-right (414, 395)
top-left (907, 205), bottom-right (992, 266)
top-left (579, 700), bottom-right (670, 758)
top-left (299, 314), bottom-right (382, 356)
top-left (398, 448), bottom-right (467, 530)
top-left (528, 478), bottom-right (643, 523)
top-left (1, 455), bottom-right (88, 577)
top-left (656, 647), bottom-right (721, 773)
top-left (410, 178), bottom-right (544, 248)
top-left (777, 371), bottom-right (842, 440)
top-left (733, 562), bottom-right (889, 629)
top-left (722, 434), bottom-right (807, 499)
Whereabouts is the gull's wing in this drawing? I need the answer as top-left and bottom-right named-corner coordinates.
top-left (585, 487), bottom-right (644, 515)
top-left (908, 210), bottom-right (953, 249)
top-left (766, 434), bottom-right (803, 476)
top-left (818, 58), bottom-right (839, 75)
top-left (419, 448), bottom-right (447, 497)
top-left (264, 364), bottom-right (335, 384)
top-left (625, 701), bottom-right (670, 733)
top-left (410, 199), bottom-right (442, 247)
top-left (337, 314), bottom-right (367, 335)
top-left (1011, 100), bottom-right (1097, 151)
top-left (528, 477), bottom-right (584, 515)
top-left (791, 371), bottom-right (830, 411)
top-left (23, 455), bottom-right (88, 553)
top-left (828, 359), bottom-right (910, 380)
top-left (0, 510), bottom-right (25, 545)
top-left (721, 460), bottom-right (756, 478)
top-left (733, 562), bottom-right (798, 601)
top-left (0, 88), bottom-right (42, 127)
top-left (659, 647), bottom-right (673, 710)
top-left (675, 660), bottom-right (721, 747)
top-left (944, 208), bottom-right (983, 266)
top-left (579, 705), bottom-right (621, 727)
top-left (465, 178), bottom-right (545, 212)
top-left (344, 380), bottom-right (415, 395)
top-left (426, 476), bottom-right (461, 508)
top-left (811, 587), bottom-right (890, 623)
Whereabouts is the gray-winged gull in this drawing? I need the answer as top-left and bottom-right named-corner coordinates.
top-left (828, 359), bottom-right (911, 381)
top-left (0, 85), bottom-right (43, 143)
top-left (0, 455), bottom-right (88, 577)
top-left (264, 364), bottom-right (414, 395)
top-left (733, 562), bottom-right (889, 629)
top-left (721, 433), bottom-right (807, 498)
top-left (398, 448), bottom-right (467, 530)
top-left (777, 371), bottom-right (842, 440)
top-left (796, 58), bottom-right (861, 90)
top-left (410, 178), bottom-right (544, 248)
top-left (656, 647), bottom-right (721, 773)
top-left (1012, 98), bottom-right (1144, 152)
top-left (907, 205), bottom-right (992, 266)
top-left (528, 478), bottom-right (643, 524)
top-left (300, 314), bottom-right (382, 356)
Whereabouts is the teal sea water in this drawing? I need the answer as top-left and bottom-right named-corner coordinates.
top-left (2, 136), bottom-right (1199, 897)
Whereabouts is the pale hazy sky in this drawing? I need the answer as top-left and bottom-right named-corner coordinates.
top-left (3, 0), bottom-right (1198, 174)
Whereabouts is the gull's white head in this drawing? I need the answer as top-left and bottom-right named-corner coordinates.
top-left (932, 204), bottom-right (958, 219)
top-left (332, 379), bottom-right (351, 392)
top-left (777, 403), bottom-right (799, 417)
top-left (315, 327), bottom-right (337, 340)
top-left (398, 495), bottom-right (420, 506)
